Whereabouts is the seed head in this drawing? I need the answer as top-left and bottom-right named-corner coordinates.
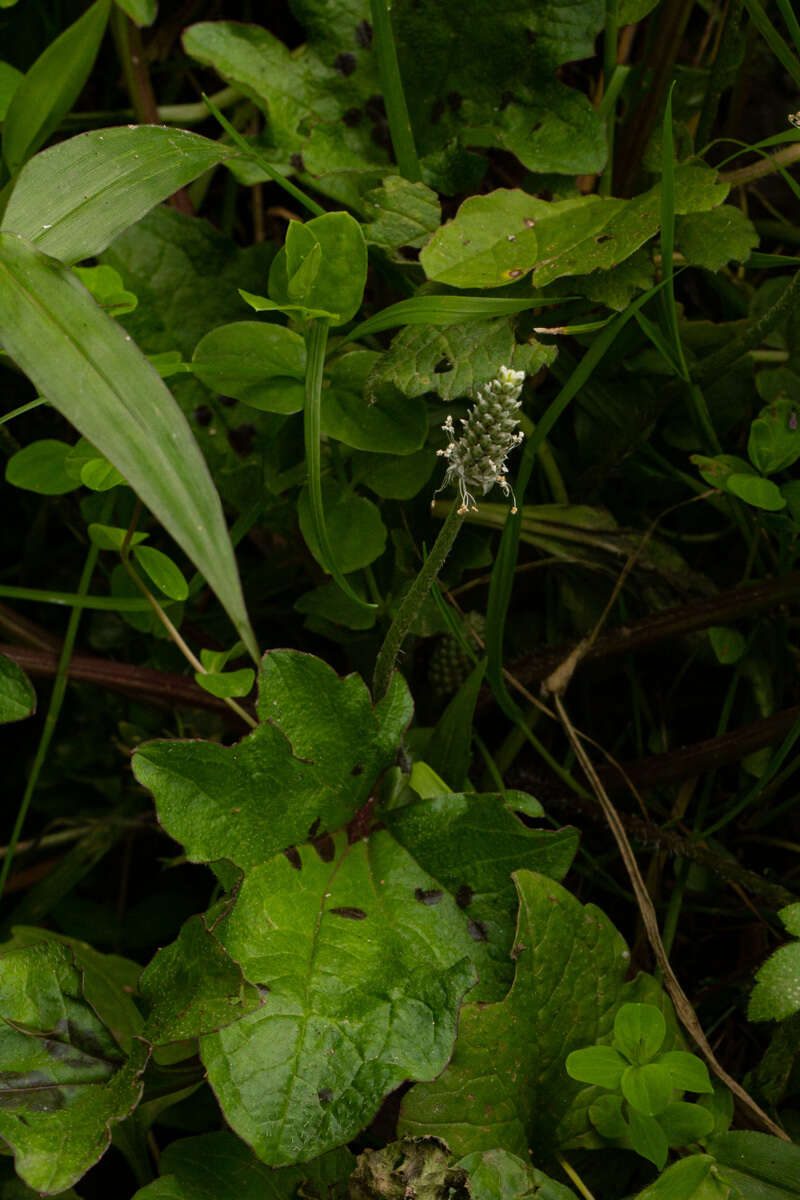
top-left (436, 365), bottom-right (525, 513)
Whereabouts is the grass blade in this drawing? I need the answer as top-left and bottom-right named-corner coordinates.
top-left (369, 0), bottom-right (421, 181)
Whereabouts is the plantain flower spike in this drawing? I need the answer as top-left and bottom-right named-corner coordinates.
top-left (436, 365), bottom-right (526, 514)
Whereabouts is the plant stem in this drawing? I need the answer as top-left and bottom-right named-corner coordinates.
top-left (62, 87), bottom-right (242, 128)
top-left (369, 0), bottom-right (421, 181)
top-left (0, 512), bottom-right (107, 901)
top-left (373, 501), bottom-right (464, 698)
top-left (599, 0), bottom-right (619, 196)
top-left (720, 140), bottom-right (800, 184)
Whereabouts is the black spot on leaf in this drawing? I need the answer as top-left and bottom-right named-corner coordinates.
top-left (307, 818), bottom-right (321, 839)
top-left (433, 358), bottom-right (453, 374)
top-left (318, 1088), bottom-right (334, 1104)
top-left (313, 832), bottom-right (336, 862)
top-left (415, 888), bottom-right (443, 905)
top-left (468, 919), bottom-right (489, 942)
top-left (350, 763), bottom-right (364, 776)
top-left (455, 884), bottom-right (473, 909)
top-left (330, 906), bottom-right (367, 920)
top-left (595, 233), bottom-right (614, 244)
top-left (499, 90), bottom-right (515, 110)
top-left (290, 153), bottom-right (305, 172)
top-left (355, 19), bottom-right (373, 48)
top-left (365, 95), bottom-right (386, 121)
top-left (219, 395), bottom-right (237, 408)
top-left (228, 424), bottom-right (255, 457)
top-left (343, 107), bottom-right (363, 126)
top-left (283, 846), bottom-right (302, 870)
top-left (334, 52), bottom-right (357, 76)
top-left (194, 405), bottom-right (212, 426)
top-left (447, 91), bottom-right (463, 112)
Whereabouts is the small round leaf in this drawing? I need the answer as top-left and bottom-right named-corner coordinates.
top-left (133, 545), bottom-right (189, 601)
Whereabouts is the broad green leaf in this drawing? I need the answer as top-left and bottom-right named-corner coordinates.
top-left (322, 352), bottom-right (427, 453)
top-left (132, 650), bottom-right (412, 871)
top-left (362, 176), bottom-right (441, 254)
top-left (421, 168), bottom-right (728, 289)
top-left (620, 1063), bottom-right (672, 1116)
top-left (627, 1108), bottom-right (668, 1170)
top-left (691, 453), bottom-right (755, 490)
top-left (0, 941), bottom-right (148, 1194)
top-left (398, 871), bottom-right (632, 1157)
top-left (675, 207), bottom-right (759, 271)
top-left (781, 903), bottom-right (800, 937)
top-left (295, 582), bottom-right (377, 632)
top-left (88, 524), bottom-right (148, 552)
top-left (368, 317), bottom-right (556, 403)
top-left (0, 234), bottom-right (257, 660)
top-left (613, 1003), bottom-right (666, 1064)
top-left (133, 545), bottom-right (189, 602)
top-left (0, 653), bottom-right (35, 724)
top-left (192, 322), bottom-right (306, 413)
top-left (5, 439), bottom-right (76, 494)
top-left (201, 830), bottom-right (477, 1165)
top-left (565, 1045), bottom-right (628, 1089)
top-left (657, 1050), bottom-right (713, 1094)
top-left (115, 0), bottom-right (157, 25)
top-left (727, 473), bottom-right (786, 511)
top-left (424, 660), bottom-right (486, 790)
top-left (194, 667), bottom-right (255, 699)
top-left (73, 265), bottom-right (137, 317)
top-left (457, 1149), bottom-right (578, 1200)
top-left (356, 448), bottom-right (437, 500)
top-left (749, 939), bottom-right (800, 1021)
top-left (708, 625), bottom-right (747, 665)
top-left (748, 397), bottom-right (800, 476)
top-left (2, 0), bottom-right (111, 174)
top-left (269, 212), bottom-right (367, 327)
top-left (133, 1132), bottom-right (353, 1200)
top-left (0, 62), bottom-right (23, 121)
top-left (706, 1131), bottom-right (800, 1194)
top-left (657, 1101), bottom-right (715, 1145)
top-left (384, 795), bottom-right (579, 1002)
top-left (140, 914), bottom-right (262, 1045)
top-left (631, 1155), bottom-right (723, 1199)
top-left (65, 440), bottom-right (125, 491)
top-left (589, 1093), bottom-right (627, 1138)
top-left (298, 481), bottom-right (388, 574)
top-left (3, 127), bottom-right (235, 265)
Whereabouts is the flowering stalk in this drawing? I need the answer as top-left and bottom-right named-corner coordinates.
top-left (372, 365), bottom-right (525, 698)
top-left (436, 365), bottom-right (526, 513)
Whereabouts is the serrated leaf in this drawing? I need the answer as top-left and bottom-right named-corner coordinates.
top-left (201, 830), bottom-right (476, 1165)
top-left (368, 317), bottom-right (556, 403)
top-left (191, 322), bottom-right (306, 414)
top-left (133, 1132), bottom-right (353, 1200)
top-left (0, 941), bottom-right (147, 1194)
top-left (2, 0), bottom-right (110, 174)
top-left (3, 127), bottom-right (235, 265)
top-left (0, 653), bottom-right (36, 724)
top-left (0, 234), bottom-right (257, 659)
top-left (456, 1148), bottom-right (578, 1200)
top-left (398, 871), bottom-right (632, 1157)
top-left (5, 439), bottom-right (76, 494)
top-left (132, 651), bottom-right (412, 871)
top-left (749, 940), bottom-right (800, 1021)
top-left (383, 794), bottom-right (578, 1002)
top-left (140, 914), bottom-right (262, 1045)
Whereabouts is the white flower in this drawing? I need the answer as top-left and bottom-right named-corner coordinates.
top-left (435, 365), bottom-right (526, 513)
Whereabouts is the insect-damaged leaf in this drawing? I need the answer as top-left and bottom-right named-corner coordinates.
top-left (0, 941), bottom-right (147, 1195)
top-left (200, 831), bottom-right (477, 1165)
top-left (132, 651), bottom-right (412, 870)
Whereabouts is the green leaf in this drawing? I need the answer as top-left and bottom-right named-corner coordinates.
top-left (0, 234), bottom-right (257, 660)
top-left (656, 1101), bottom-right (715, 1146)
top-left (194, 668), bottom-right (255, 699)
top-left (780, 903), bottom-right (800, 937)
top-left (346, 295), bottom-right (576, 344)
top-left (631, 1155), bottom-right (723, 1199)
top-left (424, 660), bottom-right (486, 790)
top-left (708, 625), bottom-right (747, 665)
top-left (133, 1133), bottom-right (353, 1200)
top-left (368, 318), bottom-right (556, 404)
top-left (115, 0), bottom-right (157, 26)
top-left (295, 582), bottom-right (378, 632)
top-left (362, 176), bottom-right (441, 255)
top-left (398, 871), bottom-right (632, 1157)
top-left (322, 352), bottom-right (427, 453)
top-left (705, 1131), bottom-right (800, 1194)
top-left (589, 1092), bottom-right (628, 1139)
top-left (132, 650), bottom-right (412, 871)
top-left (627, 1107), bottom-right (669, 1170)
top-left (0, 653), bottom-right (36, 724)
top-left (456, 1148), bottom-right (578, 1200)
top-left (691, 453), bottom-right (755, 490)
top-left (140, 914), bottom-right (262, 1045)
top-left (657, 1050), bottom-right (713, 1094)
top-left (88, 524), bottom-right (148, 552)
top-left (675, 207), bottom-right (759, 271)
top-left (727, 473), bottom-right (786, 511)
top-left (2, 0), bottom-right (111, 174)
top-left (132, 545), bottom-right (189, 602)
top-left (748, 397), bottom-right (800, 476)
top-left (421, 168), bottom-right (727, 290)
top-left (191, 322), bottom-right (306, 413)
top-left (356, 448), bottom-right (437, 500)
top-left (620, 1063), bottom-right (672, 1116)
top-left (0, 62), bottom-right (23, 121)
top-left (238, 289), bottom-right (336, 322)
top-left (201, 830), bottom-right (476, 1165)
top-left (565, 1045), bottom-right (628, 1089)
top-left (0, 941), bottom-right (148, 1194)
top-left (613, 1003), bottom-right (666, 1064)
top-left (5, 439), bottom-right (76, 494)
top-left (298, 481), bottom-right (388, 574)
top-left (2, 127), bottom-right (235, 265)
top-left (65, 440), bottom-right (125, 491)
top-left (383, 795), bottom-right (579, 1002)
top-left (749, 939), bottom-right (800, 1021)
top-left (73, 265), bottom-right (137, 317)
top-left (269, 213), bottom-right (367, 327)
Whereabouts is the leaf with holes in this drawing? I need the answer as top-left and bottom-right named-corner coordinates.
top-left (132, 650), bottom-right (412, 871)
top-left (200, 830), bottom-right (477, 1165)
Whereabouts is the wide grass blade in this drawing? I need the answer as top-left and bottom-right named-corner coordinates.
top-left (344, 294), bottom-right (576, 344)
top-left (2, 126), bottom-right (236, 264)
top-left (0, 234), bottom-right (258, 661)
